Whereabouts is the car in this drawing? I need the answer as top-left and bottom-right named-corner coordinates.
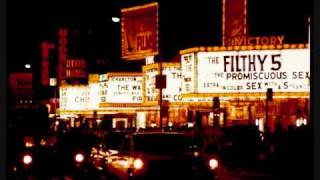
top-left (8, 129), bottom-right (101, 179)
top-left (220, 125), bottom-right (263, 166)
top-left (104, 131), bottom-right (219, 180)
top-left (89, 130), bottom-right (132, 173)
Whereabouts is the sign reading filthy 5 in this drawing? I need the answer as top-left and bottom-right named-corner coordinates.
top-left (183, 48), bottom-right (310, 93)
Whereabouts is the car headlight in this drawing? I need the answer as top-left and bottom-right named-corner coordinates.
top-left (209, 158), bottom-right (218, 170)
top-left (193, 151), bottom-right (200, 157)
top-left (23, 154), bottom-right (33, 165)
top-left (133, 158), bottom-right (144, 170)
top-left (75, 153), bottom-right (85, 163)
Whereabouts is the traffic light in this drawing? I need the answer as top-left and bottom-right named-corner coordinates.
top-left (267, 88), bottom-right (273, 101)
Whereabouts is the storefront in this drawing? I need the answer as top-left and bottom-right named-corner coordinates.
top-left (57, 44), bottom-right (310, 132)
top-left (180, 44), bottom-right (310, 132)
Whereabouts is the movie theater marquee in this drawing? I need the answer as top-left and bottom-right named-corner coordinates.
top-left (182, 48), bottom-right (310, 94)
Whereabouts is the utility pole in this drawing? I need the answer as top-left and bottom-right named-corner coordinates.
top-left (156, 57), bottom-right (166, 130)
top-left (159, 61), bottom-right (163, 129)
top-left (265, 88), bottom-right (273, 131)
top-left (157, 3), bottom-right (164, 130)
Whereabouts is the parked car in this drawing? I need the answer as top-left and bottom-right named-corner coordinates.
top-left (104, 131), bottom-right (219, 180)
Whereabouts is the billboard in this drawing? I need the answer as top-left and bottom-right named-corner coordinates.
top-left (121, 2), bottom-right (159, 60)
top-left (193, 48), bottom-right (310, 93)
top-left (223, 0), bottom-right (247, 46)
top-left (59, 85), bottom-right (100, 111)
top-left (143, 63), bottom-right (183, 103)
top-left (99, 74), bottom-right (143, 103)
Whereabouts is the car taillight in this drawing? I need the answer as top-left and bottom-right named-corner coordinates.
top-left (25, 142), bottom-right (34, 148)
top-left (24, 136), bottom-right (34, 148)
top-left (133, 158), bottom-right (144, 170)
top-left (75, 153), bottom-right (85, 163)
top-left (23, 155), bottom-right (32, 165)
top-left (209, 158), bottom-right (218, 170)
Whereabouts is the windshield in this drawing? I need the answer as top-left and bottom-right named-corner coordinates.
top-left (133, 134), bottom-right (193, 155)
top-left (104, 132), bottom-right (128, 150)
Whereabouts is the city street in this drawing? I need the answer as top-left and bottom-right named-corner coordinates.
top-left (41, 166), bottom-right (277, 180)
top-left (7, 0), bottom-right (311, 180)
top-left (217, 166), bottom-right (276, 180)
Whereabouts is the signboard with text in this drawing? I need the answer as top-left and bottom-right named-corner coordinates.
top-left (59, 85), bottom-right (100, 111)
top-left (65, 58), bottom-right (88, 84)
top-left (194, 49), bottom-right (310, 93)
top-left (225, 35), bottom-right (285, 46)
top-left (144, 64), bottom-right (183, 103)
top-left (121, 2), bottom-right (159, 60)
top-left (99, 74), bottom-right (143, 103)
top-left (181, 53), bottom-right (196, 94)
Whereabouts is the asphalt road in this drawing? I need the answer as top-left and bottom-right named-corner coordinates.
top-left (216, 165), bottom-right (277, 180)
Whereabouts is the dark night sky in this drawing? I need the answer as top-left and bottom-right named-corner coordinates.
top-left (7, 0), bottom-right (312, 73)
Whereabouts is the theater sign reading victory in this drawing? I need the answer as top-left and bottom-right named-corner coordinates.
top-left (182, 47), bottom-right (310, 96)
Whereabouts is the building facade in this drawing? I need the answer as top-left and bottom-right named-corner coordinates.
top-left (57, 44), bottom-right (310, 132)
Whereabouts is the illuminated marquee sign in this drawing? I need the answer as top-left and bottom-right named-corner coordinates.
top-left (99, 74), bottom-right (143, 103)
top-left (144, 64), bottom-right (183, 103)
top-left (190, 48), bottom-right (310, 93)
top-left (144, 67), bottom-right (158, 102)
top-left (59, 84), bottom-right (100, 111)
top-left (181, 53), bottom-right (196, 94)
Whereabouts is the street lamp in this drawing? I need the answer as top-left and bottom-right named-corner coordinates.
top-left (112, 17), bottom-right (120, 23)
top-left (25, 64), bottom-right (31, 69)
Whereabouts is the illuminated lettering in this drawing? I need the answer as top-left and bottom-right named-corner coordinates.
top-left (223, 54), bottom-right (280, 72)
top-left (226, 35), bottom-right (285, 46)
top-left (137, 32), bottom-right (153, 51)
top-left (173, 95), bottom-right (182, 101)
